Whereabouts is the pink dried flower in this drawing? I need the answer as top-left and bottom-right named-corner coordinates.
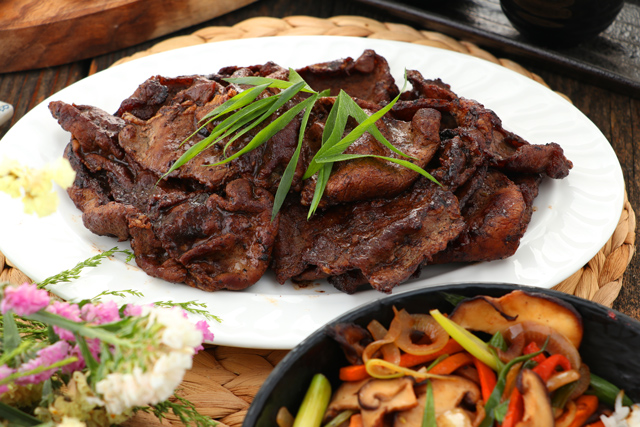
top-left (1, 282), bottom-right (50, 316)
top-left (61, 345), bottom-right (86, 375)
top-left (0, 364), bottom-right (14, 395)
top-left (123, 304), bottom-right (143, 317)
top-left (61, 339), bottom-right (102, 375)
top-left (46, 301), bottom-right (82, 341)
top-left (15, 341), bottom-right (71, 385)
top-left (194, 320), bottom-right (214, 353)
top-left (81, 300), bottom-right (120, 324)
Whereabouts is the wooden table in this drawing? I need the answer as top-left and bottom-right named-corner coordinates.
top-left (1, 0), bottom-right (638, 316)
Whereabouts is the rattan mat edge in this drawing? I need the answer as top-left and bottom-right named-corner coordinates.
top-left (1, 15), bottom-right (636, 427)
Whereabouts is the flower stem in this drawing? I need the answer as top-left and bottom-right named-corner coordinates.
top-left (25, 311), bottom-right (132, 347)
top-left (0, 357), bottom-right (79, 385)
top-left (0, 401), bottom-right (41, 426)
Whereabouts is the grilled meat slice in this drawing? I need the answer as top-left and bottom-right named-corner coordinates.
top-left (296, 49), bottom-right (399, 104)
top-left (118, 86), bottom-right (304, 193)
top-left (50, 50), bottom-right (573, 295)
top-left (115, 75), bottom-right (215, 120)
top-left (149, 179), bottom-right (278, 291)
top-left (51, 99), bottom-right (280, 292)
top-left (273, 181), bottom-right (465, 294)
top-left (431, 169), bottom-right (530, 264)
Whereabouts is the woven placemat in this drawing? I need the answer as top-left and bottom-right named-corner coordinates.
top-left (1, 15), bottom-right (636, 427)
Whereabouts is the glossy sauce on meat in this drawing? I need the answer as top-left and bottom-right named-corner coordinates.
top-left (49, 50), bottom-right (572, 293)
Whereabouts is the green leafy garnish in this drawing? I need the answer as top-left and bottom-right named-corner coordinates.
top-left (37, 247), bottom-right (134, 289)
top-left (160, 67), bottom-right (438, 219)
top-left (153, 300), bottom-right (222, 323)
top-left (140, 393), bottom-right (219, 427)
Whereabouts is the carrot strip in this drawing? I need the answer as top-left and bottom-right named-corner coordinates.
top-left (585, 420), bottom-right (605, 427)
top-left (473, 357), bottom-right (497, 402)
top-left (399, 338), bottom-right (464, 368)
top-left (501, 388), bottom-right (524, 427)
top-left (349, 413), bottom-right (363, 427)
top-left (567, 395), bottom-right (600, 427)
top-left (428, 351), bottom-right (475, 375)
top-left (339, 364), bottom-right (369, 382)
top-left (532, 354), bottom-right (572, 382)
top-left (523, 341), bottom-right (546, 364)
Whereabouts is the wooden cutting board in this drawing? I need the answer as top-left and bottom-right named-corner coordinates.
top-left (0, 0), bottom-right (257, 73)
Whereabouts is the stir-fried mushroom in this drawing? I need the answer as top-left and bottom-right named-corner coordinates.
top-left (358, 377), bottom-right (418, 427)
top-left (516, 369), bottom-right (555, 427)
top-left (324, 379), bottom-right (370, 420)
top-left (449, 290), bottom-right (584, 349)
top-left (393, 376), bottom-right (482, 427)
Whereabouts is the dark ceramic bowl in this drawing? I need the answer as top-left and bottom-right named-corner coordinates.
top-left (243, 283), bottom-right (640, 427)
top-left (500, 0), bottom-right (624, 47)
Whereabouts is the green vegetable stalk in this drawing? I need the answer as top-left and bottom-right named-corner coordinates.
top-left (292, 373), bottom-right (332, 427)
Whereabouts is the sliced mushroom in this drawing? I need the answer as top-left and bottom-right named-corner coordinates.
top-left (358, 377), bottom-right (418, 427)
top-left (325, 379), bottom-right (370, 420)
top-left (515, 369), bottom-right (555, 427)
top-left (449, 290), bottom-right (583, 348)
top-left (393, 376), bottom-right (482, 427)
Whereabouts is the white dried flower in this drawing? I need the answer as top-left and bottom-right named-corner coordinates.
top-left (56, 416), bottom-right (86, 427)
top-left (94, 305), bottom-right (202, 415)
top-left (141, 306), bottom-right (203, 350)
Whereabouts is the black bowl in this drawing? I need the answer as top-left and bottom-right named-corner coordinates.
top-left (500, 0), bottom-right (624, 47)
top-left (243, 283), bottom-right (640, 427)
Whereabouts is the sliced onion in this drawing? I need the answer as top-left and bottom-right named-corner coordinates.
top-left (495, 327), bottom-right (525, 363)
top-left (394, 310), bottom-right (448, 355)
top-left (502, 321), bottom-right (581, 369)
top-left (568, 363), bottom-right (591, 401)
top-left (367, 319), bottom-right (401, 364)
top-left (362, 310), bottom-right (405, 364)
top-left (502, 361), bottom-right (523, 400)
top-left (546, 369), bottom-right (581, 392)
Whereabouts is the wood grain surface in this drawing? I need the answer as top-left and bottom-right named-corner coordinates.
top-left (0, 0), bottom-right (257, 73)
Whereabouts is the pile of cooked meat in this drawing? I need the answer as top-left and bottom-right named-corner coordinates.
top-left (49, 50), bottom-right (572, 294)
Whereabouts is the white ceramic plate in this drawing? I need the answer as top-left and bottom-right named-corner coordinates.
top-left (0, 36), bottom-right (624, 349)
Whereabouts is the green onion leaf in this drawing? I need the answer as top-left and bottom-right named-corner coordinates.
top-left (201, 82), bottom-right (272, 122)
top-left (225, 71), bottom-right (317, 93)
top-left (163, 96), bottom-right (277, 179)
top-left (220, 80), bottom-right (307, 156)
top-left (272, 92), bottom-right (320, 221)
top-left (314, 153), bottom-right (440, 185)
top-left (422, 381), bottom-right (437, 427)
top-left (209, 86), bottom-right (314, 167)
